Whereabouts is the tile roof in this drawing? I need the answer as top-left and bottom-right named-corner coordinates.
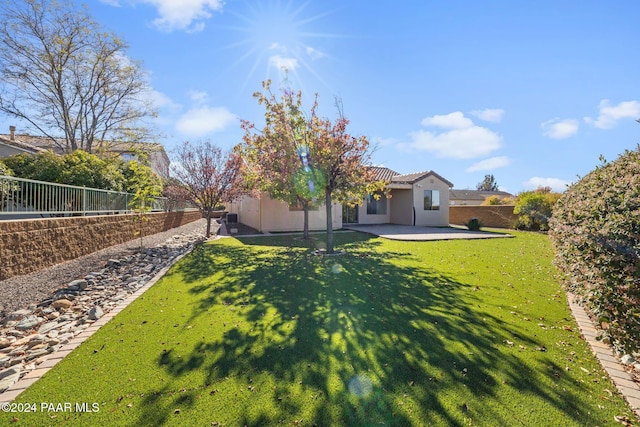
top-left (449, 190), bottom-right (513, 200)
top-left (0, 133), bottom-right (166, 155)
top-left (366, 166), bottom-right (400, 181)
top-left (391, 170), bottom-right (454, 187)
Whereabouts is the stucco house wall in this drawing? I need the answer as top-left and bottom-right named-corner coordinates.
top-left (356, 196), bottom-right (391, 225)
top-left (412, 175), bottom-right (450, 227)
top-left (230, 168), bottom-right (453, 232)
top-left (228, 194), bottom-right (341, 233)
top-left (389, 189), bottom-right (413, 225)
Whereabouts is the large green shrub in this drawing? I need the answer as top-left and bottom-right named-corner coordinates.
top-left (2, 151), bottom-right (162, 196)
top-left (0, 160), bottom-right (13, 176)
top-left (549, 149), bottom-right (640, 353)
top-left (513, 188), bottom-right (561, 231)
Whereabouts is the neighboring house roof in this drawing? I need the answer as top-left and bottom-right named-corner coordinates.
top-left (392, 170), bottom-right (454, 187)
top-left (0, 135), bottom-right (45, 155)
top-left (0, 128), bottom-right (170, 178)
top-left (0, 132), bottom-right (166, 156)
top-left (449, 189), bottom-right (513, 201)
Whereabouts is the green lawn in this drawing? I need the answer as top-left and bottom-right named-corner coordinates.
top-left (3, 231), bottom-right (635, 426)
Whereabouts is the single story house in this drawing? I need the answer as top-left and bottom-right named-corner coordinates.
top-left (0, 126), bottom-right (170, 179)
top-left (226, 167), bottom-right (454, 232)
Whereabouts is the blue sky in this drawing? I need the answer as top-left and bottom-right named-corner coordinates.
top-left (10, 0), bottom-right (640, 193)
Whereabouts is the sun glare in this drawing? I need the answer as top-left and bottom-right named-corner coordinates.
top-left (223, 0), bottom-right (338, 93)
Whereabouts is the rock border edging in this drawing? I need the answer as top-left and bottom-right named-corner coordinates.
top-left (0, 240), bottom-right (202, 403)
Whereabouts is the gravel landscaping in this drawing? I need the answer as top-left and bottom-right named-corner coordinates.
top-left (0, 218), bottom-right (212, 319)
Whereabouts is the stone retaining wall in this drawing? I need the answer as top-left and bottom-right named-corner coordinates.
top-left (0, 211), bottom-right (201, 280)
top-left (449, 205), bottom-right (518, 229)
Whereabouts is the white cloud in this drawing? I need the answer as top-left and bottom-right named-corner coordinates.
top-left (407, 112), bottom-right (502, 159)
top-left (306, 46), bottom-right (325, 60)
top-left (188, 90), bottom-right (209, 105)
top-left (269, 55), bottom-right (299, 71)
top-left (465, 156), bottom-right (511, 172)
top-left (584, 99), bottom-right (640, 129)
top-left (541, 118), bottom-right (579, 139)
top-left (523, 177), bottom-right (570, 192)
top-left (175, 106), bottom-right (236, 136)
top-left (421, 111), bottom-right (473, 129)
top-left (146, 90), bottom-right (180, 110)
top-left (409, 127), bottom-right (502, 159)
top-left (470, 108), bottom-right (504, 123)
top-left (113, 0), bottom-right (224, 32)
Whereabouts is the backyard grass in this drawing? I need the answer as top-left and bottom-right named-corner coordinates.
top-left (3, 231), bottom-right (636, 426)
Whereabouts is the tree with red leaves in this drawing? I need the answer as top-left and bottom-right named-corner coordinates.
top-left (172, 141), bottom-right (242, 237)
top-left (309, 104), bottom-right (380, 253)
top-left (240, 80), bottom-right (325, 239)
top-left (242, 79), bottom-right (381, 253)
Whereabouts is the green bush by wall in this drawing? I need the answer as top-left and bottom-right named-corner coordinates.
top-left (550, 148), bottom-right (640, 353)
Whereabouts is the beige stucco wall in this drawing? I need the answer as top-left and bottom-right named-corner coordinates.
top-left (227, 196), bottom-right (261, 231)
top-left (229, 194), bottom-right (341, 232)
top-left (356, 196), bottom-right (390, 225)
top-left (389, 189), bottom-right (413, 225)
top-left (412, 176), bottom-right (450, 226)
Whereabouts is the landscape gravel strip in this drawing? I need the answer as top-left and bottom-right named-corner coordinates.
top-left (0, 218), bottom-right (214, 395)
top-left (0, 218), bottom-right (210, 319)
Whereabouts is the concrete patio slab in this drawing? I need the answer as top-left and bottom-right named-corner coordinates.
top-left (343, 224), bottom-right (513, 241)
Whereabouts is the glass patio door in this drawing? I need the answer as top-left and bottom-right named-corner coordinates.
top-left (342, 204), bottom-right (359, 224)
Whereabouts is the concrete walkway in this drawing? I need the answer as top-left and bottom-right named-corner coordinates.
top-left (343, 224), bottom-right (513, 241)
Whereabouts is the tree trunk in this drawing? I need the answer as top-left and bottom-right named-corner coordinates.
top-left (303, 201), bottom-right (310, 240)
top-left (325, 188), bottom-right (334, 253)
top-left (205, 208), bottom-right (212, 238)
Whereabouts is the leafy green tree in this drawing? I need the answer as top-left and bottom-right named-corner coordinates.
top-left (60, 150), bottom-right (125, 190)
top-left (481, 195), bottom-right (513, 205)
top-left (0, 160), bottom-right (16, 208)
top-left (0, 160), bottom-right (12, 176)
top-left (476, 174), bottom-right (499, 191)
top-left (513, 187), bottom-right (561, 231)
top-left (2, 152), bottom-right (64, 183)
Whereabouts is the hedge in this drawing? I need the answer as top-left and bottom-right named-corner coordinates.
top-left (549, 148), bottom-right (640, 353)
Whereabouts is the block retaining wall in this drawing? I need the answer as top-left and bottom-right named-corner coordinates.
top-left (449, 205), bottom-right (518, 229)
top-left (0, 210), bottom-right (201, 281)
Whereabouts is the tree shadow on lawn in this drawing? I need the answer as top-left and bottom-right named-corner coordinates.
top-left (132, 236), bottom-right (604, 426)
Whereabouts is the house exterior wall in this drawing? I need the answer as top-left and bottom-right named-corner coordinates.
top-left (229, 194), bottom-right (341, 232)
top-left (389, 189), bottom-right (413, 225)
top-left (356, 197), bottom-right (390, 224)
top-left (227, 196), bottom-right (261, 231)
top-left (0, 143), bottom-right (29, 158)
top-left (413, 176), bottom-right (450, 226)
